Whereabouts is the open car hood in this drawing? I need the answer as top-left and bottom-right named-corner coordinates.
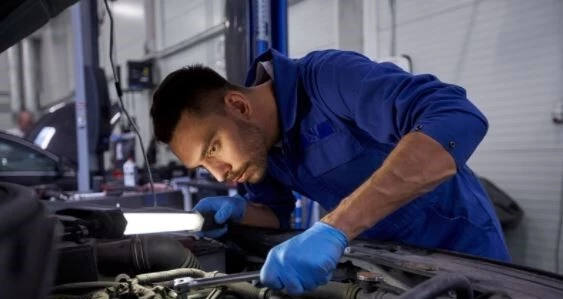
top-left (26, 101), bottom-right (121, 165)
top-left (0, 0), bottom-right (79, 53)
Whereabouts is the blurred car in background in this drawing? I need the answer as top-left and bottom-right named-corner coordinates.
top-left (0, 131), bottom-right (77, 190)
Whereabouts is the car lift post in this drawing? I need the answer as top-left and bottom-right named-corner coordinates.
top-left (71, 0), bottom-right (99, 192)
top-left (249, 0), bottom-right (288, 58)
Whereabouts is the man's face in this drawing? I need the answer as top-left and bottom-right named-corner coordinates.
top-left (169, 111), bottom-right (269, 184)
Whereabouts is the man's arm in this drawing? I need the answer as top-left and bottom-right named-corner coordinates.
top-left (240, 202), bottom-right (281, 228)
top-left (322, 131), bottom-right (456, 239)
top-left (240, 174), bottom-right (296, 229)
top-left (306, 50), bottom-right (489, 239)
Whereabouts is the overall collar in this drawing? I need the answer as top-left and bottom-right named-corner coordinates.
top-left (245, 48), bottom-right (299, 134)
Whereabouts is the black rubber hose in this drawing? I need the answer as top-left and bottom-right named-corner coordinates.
top-left (397, 273), bottom-right (473, 299)
top-left (96, 234), bottom-right (200, 276)
top-left (224, 282), bottom-right (264, 298)
top-left (300, 282), bottom-right (362, 299)
top-left (222, 281), bottom-right (361, 299)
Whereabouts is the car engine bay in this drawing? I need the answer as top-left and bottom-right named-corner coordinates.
top-left (2, 182), bottom-right (563, 299)
top-left (48, 233), bottom-right (466, 299)
top-left (46, 224), bottom-right (563, 299)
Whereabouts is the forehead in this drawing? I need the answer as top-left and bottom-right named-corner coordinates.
top-left (173, 112), bottom-right (211, 140)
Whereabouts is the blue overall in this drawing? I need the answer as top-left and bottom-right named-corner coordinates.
top-left (242, 49), bottom-right (511, 262)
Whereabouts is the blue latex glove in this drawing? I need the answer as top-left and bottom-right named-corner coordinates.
top-left (260, 222), bottom-right (349, 295)
top-left (192, 195), bottom-right (247, 238)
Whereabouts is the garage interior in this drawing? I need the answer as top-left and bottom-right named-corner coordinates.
top-left (1, 0), bottom-right (563, 298)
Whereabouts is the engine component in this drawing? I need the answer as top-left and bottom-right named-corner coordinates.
top-left (96, 235), bottom-right (201, 277)
top-left (0, 182), bottom-right (59, 299)
top-left (56, 240), bottom-right (99, 285)
top-left (397, 273), bottom-right (473, 299)
top-left (48, 267), bottom-right (400, 299)
top-left (93, 281), bottom-right (178, 299)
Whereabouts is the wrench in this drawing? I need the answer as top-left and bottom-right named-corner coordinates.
top-left (173, 271), bottom-right (261, 293)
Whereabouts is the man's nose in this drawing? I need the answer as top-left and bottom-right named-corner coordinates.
top-left (204, 161), bottom-right (232, 182)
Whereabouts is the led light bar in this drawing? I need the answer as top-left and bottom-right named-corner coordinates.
top-left (123, 212), bottom-right (204, 235)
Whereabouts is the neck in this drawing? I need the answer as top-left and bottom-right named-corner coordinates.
top-left (249, 80), bottom-right (280, 148)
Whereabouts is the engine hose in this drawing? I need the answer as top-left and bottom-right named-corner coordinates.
top-left (397, 273), bottom-right (473, 299)
top-left (222, 282), bottom-right (264, 298)
top-left (96, 234), bottom-right (200, 277)
top-left (50, 282), bottom-right (119, 294)
top-left (220, 281), bottom-right (361, 299)
top-left (300, 282), bottom-right (362, 299)
top-left (135, 268), bottom-right (212, 284)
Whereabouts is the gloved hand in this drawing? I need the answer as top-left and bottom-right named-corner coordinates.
top-left (192, 195), bottom-right (247, 238)
top-left (260, 221), bottom-right (349, 295)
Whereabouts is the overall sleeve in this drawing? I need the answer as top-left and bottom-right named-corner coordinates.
top-left (302, 50), bottom-right (488, 168)
top-left (242, 175), bottom-right (296, 229)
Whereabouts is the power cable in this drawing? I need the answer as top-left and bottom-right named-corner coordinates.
top-left (102, 0), bottom-right (157, 206)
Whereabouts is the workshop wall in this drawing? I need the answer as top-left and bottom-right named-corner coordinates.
top-left (0, 52), bottom-right (11, 130)
top-left (372, 0), bottom-right (563, 272)
top-left (0, 9), bottom-right (76, 119)
top-left (288, 0), bottom-right (339, 57)
top-left (37, 9), bottom-right (75, 109)
top-left (158, 0), bottom-right (226, 76)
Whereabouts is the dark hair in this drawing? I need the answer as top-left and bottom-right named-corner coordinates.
top-left (151, 65), bottom-right (238, 143)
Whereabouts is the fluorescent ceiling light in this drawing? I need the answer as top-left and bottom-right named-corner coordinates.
top-left (111, 2), bottom-right (144, 19)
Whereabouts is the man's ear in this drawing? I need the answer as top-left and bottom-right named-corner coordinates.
top-left (225, 91), bottom-right (252, 119)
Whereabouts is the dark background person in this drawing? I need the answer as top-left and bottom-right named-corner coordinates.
top-left (5, 109), bottom-right (35, 138)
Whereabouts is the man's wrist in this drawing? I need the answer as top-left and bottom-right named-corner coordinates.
top-left (315, 221), bottom-right (350, 245)
top-left (321, 197), bottom-right (370, 240)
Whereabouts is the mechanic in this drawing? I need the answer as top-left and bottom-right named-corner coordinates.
top-left (150, 49), bottom-right (511, 294)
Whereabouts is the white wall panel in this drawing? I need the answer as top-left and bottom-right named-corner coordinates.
top-left (0, 53), bottom-right (10, 92)
top-left (163, 0), bottom-right (207, 48)
top-left (374, 0), bottom-right (563, 272)
top-left (162, 42), bottom-right (208, 73)
top-left (36, 9), bottom-right (74, 107)
top-left (0, 52), bottom-right (11, 130)
top-left (288, 0), bottom-right (338, 57)
top-left (164, 0), bottom-right (205, 22)
top-left (161, 0), bottom-right (225, 50)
